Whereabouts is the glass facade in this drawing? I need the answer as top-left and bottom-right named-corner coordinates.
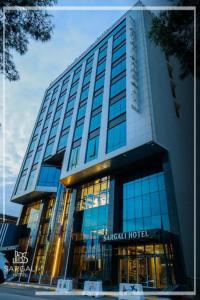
top-left (37, 166), bottom-right (60, 187)
top-left (71, 177), bottom-right (110, 280)
top-left (123, 172), bottom-right (169, 232)
top-left (107, 120), bottom-right (126, 153)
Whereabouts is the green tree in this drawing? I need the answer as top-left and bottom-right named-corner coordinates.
top-left (0, 0), bottom-right (57, 81)
top-left (149, 0), bottom-right (199, 79)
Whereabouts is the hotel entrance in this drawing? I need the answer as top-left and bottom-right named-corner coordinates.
top-left (116, 243), bottom-right (175, 288)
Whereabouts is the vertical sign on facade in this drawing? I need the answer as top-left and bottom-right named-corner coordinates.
top-left (128, 16), bottom-right (138, 111)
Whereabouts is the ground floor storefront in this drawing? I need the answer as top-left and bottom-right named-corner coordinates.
top-left (12, 154), bottom-right (186, 289)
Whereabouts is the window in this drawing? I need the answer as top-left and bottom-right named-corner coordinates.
top-left (67, 97), bottom-right (75, 111)
top-left (94, 74), bottom-right (105, 91)
top-left (83, 72), bottom-right (91, 85)
top-left (85, 135), bottom-right (99, 162)
top-left (80, 87), bottom-right (89, 101)
top-left (23, 154), bottom-right (32, 170)
top-left (61, 77), bottom-right (70, 93)
top-left (109, 96), bottom-right (126, 120)
top-left (123, 172), bottom-right (169, 232)
top-left (77, 104), bottom-right (87, 120)
top-left (39, 129), bottom-right (47, 145)
top-left (49, 122), bottom-right (59, 138)
top-left (34, 124), bottom-right (42, 136)
top-left (96, 59), bottom-right (106, 75)
top-left (44, 138), bottom-right (55, 158)
top-left (98, 45), bottom-right (107, 61)
top-left (73, 123), bottom-right (84, 141)
top-left (112, 42), bottom-right (126, 62)
top-left (69, 82), bottom-right (79, 96)
top-left (29, 137), bottom-right (38, 152)
top-left (113, 28), bottom-right (126, 48)
top-left (47, 101), bottom-right (55, 115)
top-left (89, 112), bottom-right (101, 132)
top-left (57, 93), bottom-right (66, 106)
top-left (43, 116), bottom-right (51, 129)
top-left (85, 59), bottom-right (93, 72)
top-left (37, 166), bottom-right (60, 187)
top-left (33, 147), bottom-right (42, 164)
top-left (111, 57), bottom-right (126, 79)
top-left (53, 105), bottom-right (63, 121)
top-left (62, 113), bottom-right (72, 129)
top-left (57, 131), bottom-right (68, 151)
top-left (92, 92), bottom-right (103, 110)
top-left (16, 174), bottom-right (27, 194)
top-left (76, 176), bottom-right (110, 211)
top-left (107, 121), bottom-right (126, 153)
top-left (110, 75), bottom-right (126, 98)
top-left (68, 145), bottom-right (80, 170)
top-left (26, 165), bottom-right (38, 190)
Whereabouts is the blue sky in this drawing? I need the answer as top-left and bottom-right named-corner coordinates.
top-left (1, 0), bottom-right (170, 217)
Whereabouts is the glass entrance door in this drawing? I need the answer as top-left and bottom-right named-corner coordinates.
top-left (119, 255), bottom-right (167, 288)
top-left (119, 258), bottom-right (128, 283)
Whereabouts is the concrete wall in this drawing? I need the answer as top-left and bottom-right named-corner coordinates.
top-left (143, 10), bottom-right (194, 285)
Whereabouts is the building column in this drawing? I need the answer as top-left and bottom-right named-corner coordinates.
top-left (60, 188), bottom-right (77, 278)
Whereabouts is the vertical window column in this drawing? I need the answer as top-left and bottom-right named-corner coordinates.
top-left (61, 62), bottom-right (86, 174)
top-left (53, 72), bottom-right (74, 153)
top-left (76, 50), bottom-right (99, 168)
top-left (27, 82), bottom-right (62, 190)
top-left (16, 88), bottom-right (55, 194)
top-left (98, 36), bottom-right (113, 160)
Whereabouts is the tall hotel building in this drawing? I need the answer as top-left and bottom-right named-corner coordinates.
top-left (10, 7), bottom-right (194, 290)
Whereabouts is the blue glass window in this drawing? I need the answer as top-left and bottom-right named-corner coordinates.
top-left (83, 72), bottom-right (91, 85)
top-left (92, 93), bottom-right (103, 110)
top-left (98, 47), bottom-right (107, 61)
top-left (57, 132), bottom-right (68, 151)
top-left (107, 121), bottom-right (126, 153)
top-left (113, 30), bottom-right (126, 48)
top-left (44, 116), bottom-right (51, 129)
top-left (57, 93), bottom-right (66, 106)
top-left (77, 104), bottom-right (86, 120)
top-left (70, 82), bottom-right (79, 96)
top-left (85, 60), bottom-right (93, 72)
top-left (68, 146), bottom-right (80, 170)
top-left (109, 97), bottom-right (126, 120)
top-left (37, 166), bottom-right (60, 187)
top-left (26, 167), bottom-right (37, 190)
top-left (29, 138), bottom-right (37, 152)
top-left (96, 60), bottom-right (106, 75)
top-left (110, 76), bottom-right (126, 98)
top-left (80, 87), bottom-right (89, 101)
top-left (85, 135), bottom-right (99, 162)
top-left (63, 113), bottom-right (72, 129)
top-left (47, 102), bottom-right (55, 115)
top-left (16, 174), bottom-right (27, 194)
top-left (34, 124), bottom-right (42, 136)
top-left (111, 59), bottom-right (126, 78)
top-left (44, 139), bottom-right (54, 158)
top-left (67, 98), bottom-right (75, 111)
top-left (89, 113), bottom-right (101, 132)
top-left (54, 107), bottom-right (63, 121)
top-left (95, 75), bottom-right (105, 91)
top-left (73, 123), bottom-right (84, 141)
top-left (33, 149), bottom-right (42, 164)
top-left (49, 123), bottom-right (59, 138)
top-left (123, 172), bottom-right (169, 232)
top-left (23, 155), bottom-right (32, 170)
top-left (112, 43), bottom-right (126, 62)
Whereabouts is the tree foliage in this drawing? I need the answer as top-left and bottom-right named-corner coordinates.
top-left (0, 0), bottom-right (57, 81)
top-left (149, 0), bottom-right (199, 79)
